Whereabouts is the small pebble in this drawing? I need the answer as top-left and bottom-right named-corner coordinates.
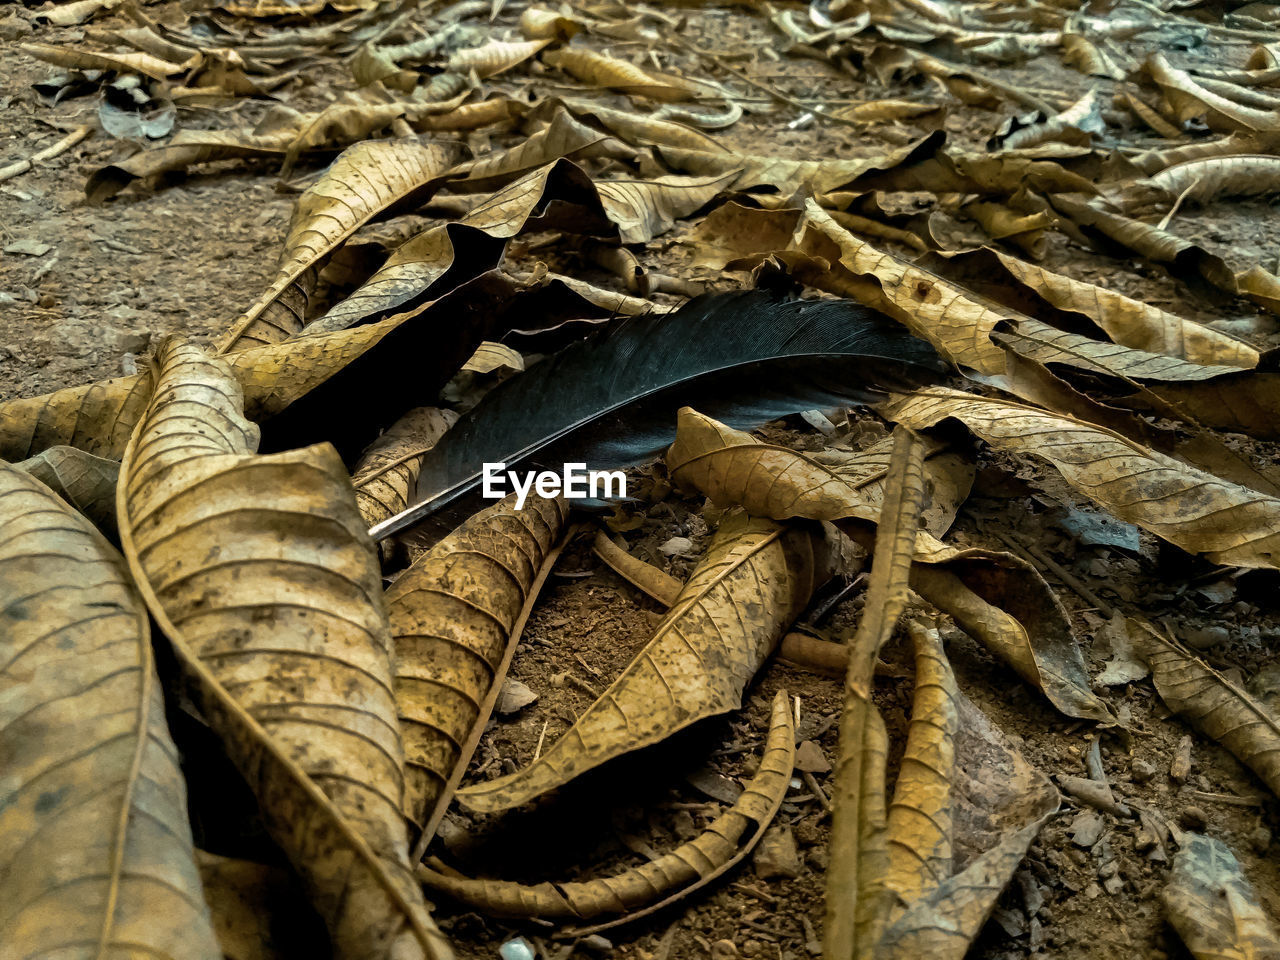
top-left (659, 536), bottom-right (695, 557)
top-left (1070, 809), bottom-right (1105, 848)
top-left (794, 740), bottom-right (830, 774)
top-left (1179, 805), bottom-right (1209, 831)
top-left (711, 939), bottom-right (739, 960)
top-left (499, 937), bottom-right (535, 960)
top-left (1183, 624), bottom-right (1229, 650)
top-left (1130, 758), bottom-right (1156, 784)
top-left (1170, 735), bottom-right (1193, 784)
top-left (754, 823), bottom-right (803, 879)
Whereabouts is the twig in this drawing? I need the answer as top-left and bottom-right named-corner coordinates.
top-left (801, 770), bottom-right (831, 812)
top-left (532, 719), bottom-right (549, 762)
top-left (1156, 177), bottom-right (1200, 231)
top-left (992, 530), bottom-right (1115, 618)
top-left (0, 126), bottom-right (92, 183)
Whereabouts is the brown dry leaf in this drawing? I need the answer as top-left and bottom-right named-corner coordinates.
top-left (0, 460), bottom-right (222, 959)
top-left (833, 99), bottom-right (946, 124)
top-left (117, 340), bottom-right (451, 960)
top-left (413, 98), bottom-right (523, 132)
top-left (1133, 623), bottom-right (1280, 799)
top-left (595, 172), bottom-right (737, 243)
top-left (1062, 32), bottom-right (1123, 80)
top-left (559, 98), bottom-right (730, 154)
top-left (926, 248), bottom-right (1260, 367)
top-left (665, 407), bottom-right (1114, 724)
top-left (1123, 154), bottom-right (1280, 214)
top-left (1047, 194), bottom-right (1239, 297)
top-left (384, 494), bottom-right (570, 832)
top-left (1147, 52), bottom-right (1280, 133)
top-left (656, 132), bottom-right (943, 196)
top-left (520, 6), bottom-right (586, 40)
top-left (544, 47), bottom-right (696, 101)
top-left (34, 0), bottom-right (125, 25)
top-left (885, 617), bottom-right (959, 914)
top-left (825, 427), bottom-right (925, 958)
top-left (1162, 833), bottom-right (1280, 960)
top-left (86, 125), bottom-right (298, 202)
top-left (456, 510), bottom-right (841, 813)
top-left (695, 200), bottom-right (1009, 374)
top-left (20, 40), bottom-right (189, 80)
top-left (417, 687), bottom-right (795, 929)
top-left (882, 387), bottom-right (1280, 570)
top-left (352, 407), bottom-right (458, 530)
top-left (592, 530), bottom-right (684, 606)
top-left (993, 317), bottom-right (1280, 441)
top-left (221, 137), bottom-right (462, 353)
top-left (1119, 89), bottom-right (1184, 140)
top-left (15, 444), bottom-right (120, 535)
top-left (450, 37), bottom-right (552, 78)
top-left (957, 199), bottom-right (1051, 260)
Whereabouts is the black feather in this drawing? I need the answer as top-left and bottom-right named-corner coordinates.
top-left (371, 290), bottom-right (949, 542)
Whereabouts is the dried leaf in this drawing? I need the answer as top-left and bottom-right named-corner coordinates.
top-left (456, 511), bottom-right (840, 813)
top-left (20, 40), bottom-right (187, 80)
top-left (1148, 52), bottom-right (1280, 133)
top-left (353, 408), bottom-right (459, 530)
top-left (446, 107), bottom-right (625, 191)
top-left (519, 7), bottom-right (586, 40)
top-left (592, 530), bottom-right (684, 606)
top-left (414, 98), bottom-right (523, 131)
top-left (1049, 194), bottom-right (1239, 297)
top-left (560, 97), bottom-right (730, 154)
top-left (385, 495), bottom-right (570, 831)
top-left (0, 461), bottom-right (222, 959)
top-left (926, 247), bottom-right (1260, 367)
top-left (544, 47), bottom-right (696, 101)
top-left (1124, 154), bottom-right (1280, 214)
top-left (1133, 624), bottom-right (1280, 799)
top-left (117, 340), bottom-right (451, 960)
top-left (222, 137), bottom-right (462, 353)
top-left (883, 387), bottom-right (1280, 570)
top-left (417, 687), bottom-right (795, 928)
top-left (15, 444), bottom-right (120, 536)
top-left (825, 428), bottom-right (926, 958)
top-left (595, 172), bottom-right (736, 243)
top-left (1162, 833), bottom-right (1280, 960)
top-left (447, 38), bottom-right (551, 78)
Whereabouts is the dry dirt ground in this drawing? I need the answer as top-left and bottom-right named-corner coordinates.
top-left (3, 2), bottom-right (1280, 959)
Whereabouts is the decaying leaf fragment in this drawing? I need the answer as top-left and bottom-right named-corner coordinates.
top-left (544, 47), bottom-right (696, 101)
top-left (417, 688), bottom-right (796, 929)
top-left (1133, 624), bottom-right (1280, 799)
top-left (456, 511), bottom-right (841, 813)
top-left (353, 407), bottom-right (458, 530)
top-left (117, 339), bottom-right (451, 960)
top-left (0, 461), bottom-right (222, 960)
top-left (1162, 833), bottom-right (1280, 960)
top-left (883, 388), bottom-right (1280, 570)
top-left (592, 530), bottom-right (684, 606)
top-left (385, 495), bottom-right (570, 832)
top-left (447, 38), bottom-right (552, 78)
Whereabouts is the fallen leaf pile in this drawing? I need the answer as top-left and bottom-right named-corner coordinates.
top-left (4, 0), bottom-right (1280, 958)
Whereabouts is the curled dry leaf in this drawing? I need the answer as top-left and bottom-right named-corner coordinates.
top-left (456, 511), bottom-right (841, 813)
top-left (1132, 623), bottom-right (1280, 799)
top-left (352, 407), bottom-right (458, 530)
top-left (544, 47), bottom-right (696, 101)
top-left (15, 444), bottom-right (120, 536)
top-left (1162, 833), bottom-right (1280, 960)
top-left (884, 387), bottom-right (1280, 569)
top-left (221, 137), bottom-right (462, 353)
top-left (447, 38), bottom-right (552, 78)
top-left (196, 852), bottom-right (328, 960)
top-left (1147, 52), bottom-right (1280, 133)
top-left (559, 98), bottom-right (730, 154)
top-left (1124, 155), bottom-right (1280, 214)
top-left (592, 530), bottom-right (684, 606)
top-left (20, 40), bottom-right (188, 80)
top-left (666, 407), bottom-right (1116, 724)
top-left (446, 107), bottom-right (623, 191)
top-left (117, 340), bottom-right (450, 960)
top-left (384, 494), bottom-right (570, 832)
top-left (1048, 194), bottom-right (1238, 297)
top-left (926, 247), bottom-right (1259, 368)
top-left (417, 688), bottom-right (795, 929)
top-left (0, 461), bottom-right (222, 960)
